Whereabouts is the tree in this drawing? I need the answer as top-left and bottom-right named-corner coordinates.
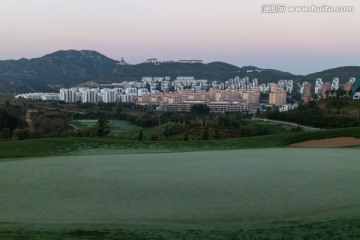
top-left (0, 109), bottom-right (19, 131)
top-left (190, 104), bottom-right (210, 115)
top-left (137, 130), bottom-right (144, 141)
top-left (336, 89), bottom-right (346, 99)
top-left (0, 128), bottom-right (11, 141)
top-left (325, 90), bottom-right (330, 98)
top-left (4, 100), bottom-right (11, 108)
top-left (12, 128), bottom-right (29, 141)
top-left (330, 89), bottom-right (335, 98)
top-left (202, 127), bottom-right (210, 140)
top-left (0, 109), bottom-right (9, 130)
top-left (96, 117), bottom-right (110, 137)
top-left (291, 125), bottom-right (303, 132)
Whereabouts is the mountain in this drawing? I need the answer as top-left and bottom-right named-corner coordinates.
top-left (0, 50), bottom-right (359, 92)
top-left (98, 61), bottom-right (243, 83)
top-left (302, 66), bottom-right (360, 83)
top-left (0, 50), bottom-right (119, 92)
top-left (234, 66), bottom-right (301, 83)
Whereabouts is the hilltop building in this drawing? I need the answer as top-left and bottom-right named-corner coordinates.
top-left (178, 60), bottom-right (203, 64)
top-left (146, 58), bottom-right (160, 65)
top-left (118, 57), bottom-right (128, 65)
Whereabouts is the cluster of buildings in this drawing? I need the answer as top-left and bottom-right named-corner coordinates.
top-left (15, 74), bottom-right (360, 113)
top-left (15, 92), bottom-right (60, 101)
top-left (54, 86), bottom-right (261, 113)
top-left (118, 57), bottom-right (204, 66)
top-left (313, 77), bottom-right (354, 95)
top-left (137, 88), bottom-right (260, 113)
top-left (12, 75), bottom-right (294, 113)
top-left (55, 76), bottom-right (294, 113)
top-left (145, 58), bottom-right (203, 65)
top-left (300, 77), bottom-right (357, 102)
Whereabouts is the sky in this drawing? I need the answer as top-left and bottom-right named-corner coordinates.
top-left (0, 0), bottom-right (359, 74)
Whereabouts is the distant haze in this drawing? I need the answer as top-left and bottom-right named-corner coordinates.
top-left (1, 0), bottom-right (360, 74)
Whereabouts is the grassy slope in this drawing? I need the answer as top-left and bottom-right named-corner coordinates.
top-left (2, 218), bottom-right (360, 240)
top-left (1, 127), bottom-right (359, 159)
top-left (1, 127), bottom-right (360, 239)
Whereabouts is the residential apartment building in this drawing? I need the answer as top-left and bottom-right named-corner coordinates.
top-left (301, 83), bottom-right (312, 103)
top-left (269, 85), bottom-right (286, 106)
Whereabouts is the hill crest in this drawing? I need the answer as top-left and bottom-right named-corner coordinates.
top-left (0, 50), bottom-right (359, 92)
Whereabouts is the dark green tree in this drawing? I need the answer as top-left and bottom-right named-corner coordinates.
top-left (137, 129), bottom-right (144, 141)
top-left (190, 104), bottom-right (210, 115)
top-left (12, 128), bottom-right (29, 141)
top-left (0, 128), bottom-right (11, 141)
top-left (0, 109), bottom-right (9, 130)
top-left (0, 109), bottom-right (19, 131)
top-left (96, 117), bottom-right (110, 137)
top-left (202, 127), bottom-right (210, 140)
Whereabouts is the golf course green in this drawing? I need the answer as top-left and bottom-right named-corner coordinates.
top-left (1, 148), bottom-right (360, 239)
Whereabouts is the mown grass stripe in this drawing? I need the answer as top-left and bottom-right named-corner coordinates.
top-left (0, 127), bottom-right (359, 159)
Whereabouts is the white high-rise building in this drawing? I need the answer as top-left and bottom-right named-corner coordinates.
top-left (60, 88), bottom-right (78, 102)
top-left (315, 78), bottom-right (323, 95)
top-left (82, 88), bottom-right (98, 103)
top-left (138, 88), bottom-right (150, 96)
top-left (125, 88), bottom-right (138, 95)
top-left (101, 89), bottom-right (117, 103)
top-left (332, 78), bottom-right (339, 91)
top-left (252, 78), bottom-right (258, 87)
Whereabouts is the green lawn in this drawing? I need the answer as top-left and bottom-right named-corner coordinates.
top-left (247, 119), bottom-right (294, 131)
top-left (70, 119), bottom-right (98, 129)
top-left (1, 127), bottom-right (360, 239)
top-left (70, 119), bottom-right (136, 130)
top-left (1, 127), bottom-right (359, 159)
top-left (70, 119), bottom-right (143, 139)
top-left (1, 148), bottom-right (360, 239)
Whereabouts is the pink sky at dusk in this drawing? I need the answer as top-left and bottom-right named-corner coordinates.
top-left (0, 0), bottom-right (359, 74)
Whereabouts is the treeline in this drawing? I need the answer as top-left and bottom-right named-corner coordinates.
top-left (71, 106), bottom-right (280, 140)
top-left (267, 101), bottom-right (360, 129)
top-left (2, 99), bottom-right (333, 142)
top-left (0, 103), bottom-right (28, 141)
top-left (118, 111), bottom-right (279, 140)
top-left (32, 112), bottom-right (71, 138)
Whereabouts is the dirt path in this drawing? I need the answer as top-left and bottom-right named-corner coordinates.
top-left (252, 118), bottom-right (320, 131)
top-left (26, 110), bottom-right (37, 132)
top-left (290, 137), bottom-right (360, 148)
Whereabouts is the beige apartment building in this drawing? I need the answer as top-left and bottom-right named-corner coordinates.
top-left (301, 83), bottom-right (312, 103)
top-left (269, 85), bottom-right (286, 106)
top-left (136, 88), bottom-right (259, 113)
top-left (321, 83), bottom-right (332, 99)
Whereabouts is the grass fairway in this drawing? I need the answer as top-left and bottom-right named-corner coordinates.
top-left (1, 149), bottom-right (360, 239)
top-left (70, 119), bottom-right (157, 139)
top-left (0, 126), bottom-right (359, 159)
top-left (0, 127), bottom-right (359, 239)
